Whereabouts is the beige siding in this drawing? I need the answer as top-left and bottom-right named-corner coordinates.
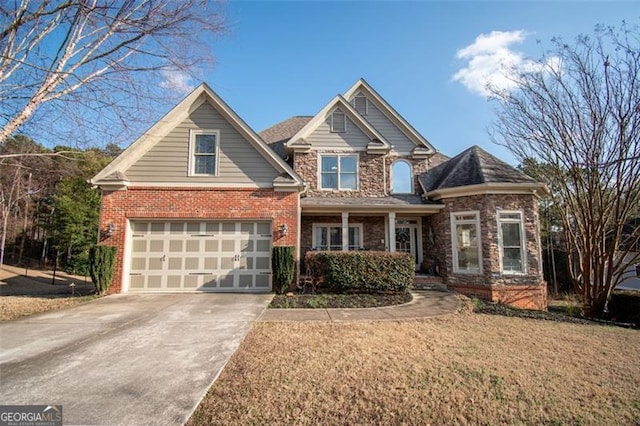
top-left (352, 100), bottom-right (416, 153)
top-left (306, 115), bottom-right (371, 150)
top-left (125, 101), bottom-right (280, 184)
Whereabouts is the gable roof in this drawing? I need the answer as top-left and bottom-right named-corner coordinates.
top-left (91, 83), bottom-right (303, 189)
top-left (419, 145), bottom-right (548, 199)
top-left (343, 78), bottom-right (436, 153)
top-left (285, 95), bottom-right (391, 152)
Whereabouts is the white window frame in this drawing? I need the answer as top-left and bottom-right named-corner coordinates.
top-left (188, 129), bottom-right (220, 176)
top-left (354, 93), bottom-right (368, 115)
top-left (497, 210), bottom-right (527, 275)
top-left (318, 153), bottom-right (359, 191)
top-left (312, 223), bottom-right (363, 251)
top-left (450, 211), bottom-right (482, 274)
top-left (330, 109), bottom-right (347, 133)
top-left (390, 159), bottom-right (414, 194)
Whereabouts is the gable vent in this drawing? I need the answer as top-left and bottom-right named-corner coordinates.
top-left (331, 109), bottom-right (346, 133)
top-left (354, 94), bottom-right (368, 115)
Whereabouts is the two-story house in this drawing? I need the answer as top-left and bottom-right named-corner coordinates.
top-left (92, 79), bottom-right (548, 309)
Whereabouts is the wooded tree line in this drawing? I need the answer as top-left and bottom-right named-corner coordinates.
top-left (0, 135), bottom-right (120, 273)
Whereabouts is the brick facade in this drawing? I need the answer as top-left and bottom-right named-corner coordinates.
top-left (98, 187), bottom-right (299, 293)
top-left (423, 193), bottom-right (547, 310)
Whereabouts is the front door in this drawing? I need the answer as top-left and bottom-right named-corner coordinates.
top-left (395, 223), bottom-right (419, 269)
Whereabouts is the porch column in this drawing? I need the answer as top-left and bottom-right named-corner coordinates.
top-left (388, 212), bottom-right (396, 252)
top-left (341, 212), bottom-right (349, 251)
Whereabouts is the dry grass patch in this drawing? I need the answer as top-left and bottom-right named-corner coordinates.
top-left (0, 295), bottom-right (96, 321)
top-left (189, 313), bottom-right (640, 425)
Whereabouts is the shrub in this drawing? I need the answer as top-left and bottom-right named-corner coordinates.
top-left (305, 251), bottom-right (414, 293)
top-left (608, 291), bottom-right (640, 326)
top-left (89, 245), bottom-right (117, 295)
top-left (272, 246), bottom-right (295, 294)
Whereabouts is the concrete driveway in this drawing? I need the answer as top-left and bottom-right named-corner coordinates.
top-left (0, 293), bottom-right (272, 425)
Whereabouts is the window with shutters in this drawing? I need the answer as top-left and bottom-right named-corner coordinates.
top-left (330, 109), bottom-right (346, 133)
top-left (188, 129), bottom-right (219, 176)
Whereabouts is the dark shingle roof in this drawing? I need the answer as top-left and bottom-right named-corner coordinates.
top-left (259, 116), bottom-right (312, 143)
top-left (420, 145), bottom-right (536, 192)
top-left (259, 116), bottom-right (312, 158)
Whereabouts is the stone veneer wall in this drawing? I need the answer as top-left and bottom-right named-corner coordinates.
top-left (424, 193), bottom-right (547, 310)
top-left (294, 151), bottom-right (430, 197)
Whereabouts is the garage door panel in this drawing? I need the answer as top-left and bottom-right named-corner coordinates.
top-left (204, 257), bottom-right (218, 269)
top-left (255, 274), bottom-right (270, 288)
top-left (167, 276), bottom-right (182, 288)
top-left (147, 276), bottom-right (162, 288)
top-left (256, 240), bottom-right (270, 252)
top-left (184, 275), bottom-right (199, 288)
top-left (132, 240), bottom-right (146, 252)
top-left (128, 220), bottom-right (272, 292)
top-left (169, 240), bottom-right (183, 252)
top-left (184, 257), bottom-right (199, 270)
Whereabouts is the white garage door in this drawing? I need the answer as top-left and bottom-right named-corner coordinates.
top-left (128, 221), bottom-right (272, 292)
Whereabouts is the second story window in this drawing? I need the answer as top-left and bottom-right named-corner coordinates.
top-left (391, 160), bottom-right (413, 193)
top-left (189, 129), bottom-right (219, 176)
top-left (330, 109), bottom-right (346, 133)
top-left (320, 154), bottom-right (357, 190)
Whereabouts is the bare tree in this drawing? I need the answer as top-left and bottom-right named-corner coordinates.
top-left (490, 22), bottom-right (640, 317)
top-left (0, 0), bottom-right (226, 150)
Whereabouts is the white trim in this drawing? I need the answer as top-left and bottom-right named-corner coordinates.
top-left (343, 78), bottom-right (435, 153)
top-left (497, 210), bottom-right (527, 275)
top-left (425, 182), bottom-right (549, 200)
top-left (188, 129), bottom-right (220, 177)
top-left (450, 211), bottom-right (482, 274)
top-left (121, 219), bottom-right (133, 292)
top-left (390, 159), bottom-right (414, 194)
top-left (330, 108), bottom-right (347, 133)
top-left (312, 222), bottom-right (363, 251)
top-left (318, 152), bottom-right (359, 191)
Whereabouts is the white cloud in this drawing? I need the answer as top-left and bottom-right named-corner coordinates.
top-left (452, 30), bottom-right (557, 97)
top-left (159, 70), bottom-right (194, 95)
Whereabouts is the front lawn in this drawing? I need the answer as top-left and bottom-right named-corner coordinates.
top-left (0, 295), bottom-right (97, 321)
top-left (189, 310), bottom-right (640, 425)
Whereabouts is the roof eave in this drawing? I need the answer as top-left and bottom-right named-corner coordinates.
top-left (426, 182), bottom-right (549, 200)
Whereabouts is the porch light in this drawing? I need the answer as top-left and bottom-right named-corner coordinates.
top-left (279, 223), bottom-right (288, 237)
top-left (102, 222), bottom-right (115, 238)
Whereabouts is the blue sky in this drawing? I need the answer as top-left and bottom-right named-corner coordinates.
top-left (176, 1), bottom-right (638, 164)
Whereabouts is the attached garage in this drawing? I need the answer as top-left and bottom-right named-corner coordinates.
top-left (127, 221), bottom-right (273, 292)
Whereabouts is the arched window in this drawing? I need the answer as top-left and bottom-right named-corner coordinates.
top-left (391, 160), bottom-right (413, 194)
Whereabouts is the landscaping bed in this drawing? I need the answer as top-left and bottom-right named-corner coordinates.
top-left (269, 292), bottom-right (412, 309)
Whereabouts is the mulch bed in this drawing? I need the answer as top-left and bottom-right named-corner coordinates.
top-left (269, 292), bottom-right (413, 309)
top-left (473, 299), bottom-right (639, 329)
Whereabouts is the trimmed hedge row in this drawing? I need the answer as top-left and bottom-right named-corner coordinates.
top-left (305, 251), bottom-right (414, 293)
